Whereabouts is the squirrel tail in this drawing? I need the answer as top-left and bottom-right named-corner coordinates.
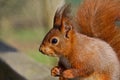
top-left (77, 0), bottom-right (120, 60)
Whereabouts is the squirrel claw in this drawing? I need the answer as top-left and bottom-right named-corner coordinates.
top-left (51, 66), bottom-right (61, 77)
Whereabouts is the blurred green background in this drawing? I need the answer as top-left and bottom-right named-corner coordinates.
top-left (0, 0), bottom-right (82, 67)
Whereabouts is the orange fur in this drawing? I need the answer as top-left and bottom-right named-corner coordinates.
top-left (39, 0), bottom-right (120, 80)
top-left (77, 0), bottom-right (120, 61)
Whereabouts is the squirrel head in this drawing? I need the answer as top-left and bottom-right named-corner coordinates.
top-left (39, 4), bottom-right (75, 57)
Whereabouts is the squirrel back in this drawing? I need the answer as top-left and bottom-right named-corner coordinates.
top-left (77, 0), bottom-right (120, 60)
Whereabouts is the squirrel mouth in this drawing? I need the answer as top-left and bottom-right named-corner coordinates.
top-left (40, 50), bottom-right (56, 57)
top-left (39, 45), bottom-right (58, 57)
top-left (43, 51), bottom-right (58, 57)
top-left (47, 53), bottom-right (58, 57)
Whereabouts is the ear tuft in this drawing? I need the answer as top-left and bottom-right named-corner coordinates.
top-left (54, 4), bottom-right (71, 28)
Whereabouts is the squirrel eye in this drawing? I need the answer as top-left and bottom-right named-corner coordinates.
top-left (51, 37), bottom-right (59, 45)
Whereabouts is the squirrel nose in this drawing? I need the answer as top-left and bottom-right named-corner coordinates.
top-left (39, 45), bottom-right (44, 53)
top-left (39, 45), bottom-right (48, 55)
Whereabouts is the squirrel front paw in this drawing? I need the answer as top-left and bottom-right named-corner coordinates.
top-left (62, 69), bottom-right (75, 79)
top-left (51, 66), bottom-right (61, 77)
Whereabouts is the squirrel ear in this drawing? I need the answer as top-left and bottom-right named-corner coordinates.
top-left (53, 4), bottom-right (71, 28)
top-left (53, 4), bottom-right (72, 38)
top-left (62, 21), bottom-right (73, 38)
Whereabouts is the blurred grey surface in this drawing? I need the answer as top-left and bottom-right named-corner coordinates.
top-left (0, 41), bottom-right (57, 80)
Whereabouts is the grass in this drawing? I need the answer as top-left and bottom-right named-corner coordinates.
top-left (28, 50), bottom-right (57, 66)
top-left (1, 26), bottom-right (57, 66)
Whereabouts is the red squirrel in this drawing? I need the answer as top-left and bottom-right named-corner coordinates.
top-left (39, 0), bottom-right (120, 80)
